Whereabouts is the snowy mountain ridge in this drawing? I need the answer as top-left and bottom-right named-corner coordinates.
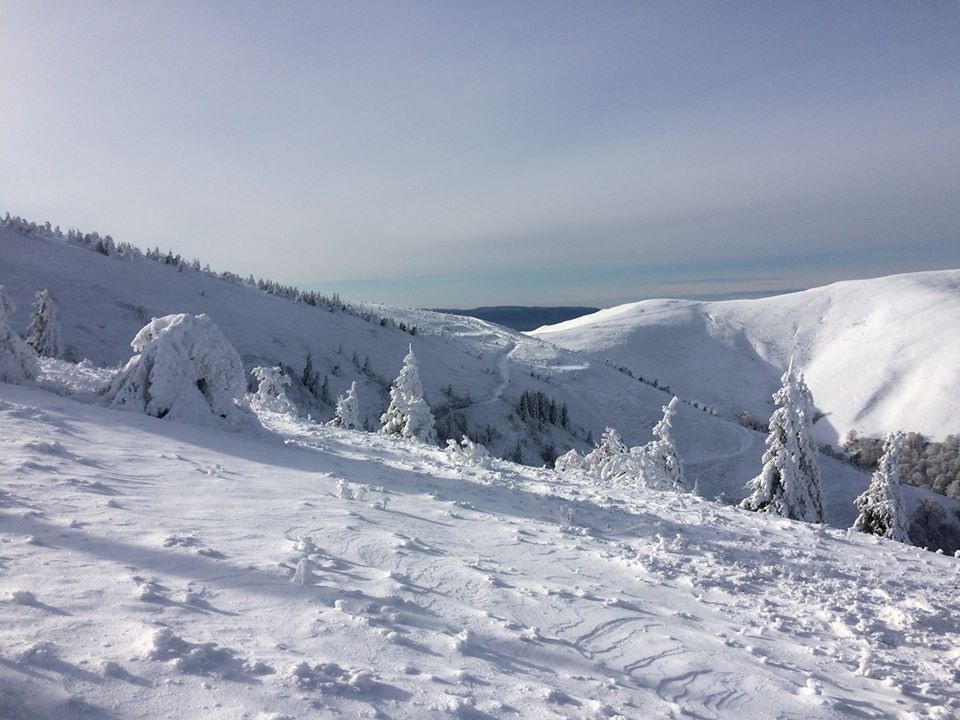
top-left (2, 217), bottom-right (959, 536)
top-left (531, 270), bottom-right (960, 444)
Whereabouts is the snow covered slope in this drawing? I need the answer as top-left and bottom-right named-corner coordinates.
top-left (0, 222), bottom-right (714, 465)
top-left (2, 381), bottom-right (959, 720)
top-left (3, 221), bottom-right (954, 531)
top-left (532, 271), bottom-right (960, 443)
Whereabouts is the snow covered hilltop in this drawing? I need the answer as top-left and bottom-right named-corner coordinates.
top-left (531, 270), bottom-right (960, 444)
top-left (2, 214), bottom-right (960, 718)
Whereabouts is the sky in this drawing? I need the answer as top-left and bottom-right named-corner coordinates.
top-left (1, 1), bottom-right (958, 308)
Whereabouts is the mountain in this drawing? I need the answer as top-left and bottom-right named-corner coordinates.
top-left (531, 270), bottom-right (960, 445)
top-left (1, 218), bottom-right (957, 538)
top-left (1, 379), bottom-right (958, 719)
top-left (431, 306), bottom-right (600, 332)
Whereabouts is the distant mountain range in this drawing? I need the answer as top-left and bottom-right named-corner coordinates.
top-left (431, 306), bottom-right (599, 331)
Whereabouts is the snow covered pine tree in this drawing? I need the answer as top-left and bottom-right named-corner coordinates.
top-left (852, 430), bottom-right (910, 543)
top-left (644, 396), bottom-right (689, 492)
top-left (25, 289), bottom-right (64, 358)
top-left (0, 285), bottom-right (39, 383)
top-left (380, 345), bottom-right (438, 444)
top-left (741, 361), bottom-right (824, 522)
top-left (328, 380), bottom-right (359, 429)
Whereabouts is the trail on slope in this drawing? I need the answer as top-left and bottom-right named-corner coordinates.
top-left (478, 338), bottom-right (516, 408)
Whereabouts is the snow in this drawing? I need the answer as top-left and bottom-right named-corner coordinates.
top-left (105, 313), bottom-right (251, 427)
top-left (1, 380), bottom-right (959, 719)
top-left (531, 270), bottom-right (960, 443)
top-left (3, 216), bottom-right (960, 717)
top-left (0, 224), bottom-right (924, 529)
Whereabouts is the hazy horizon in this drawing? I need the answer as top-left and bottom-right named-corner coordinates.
top-left (2, 1), bottom-right (958, 307)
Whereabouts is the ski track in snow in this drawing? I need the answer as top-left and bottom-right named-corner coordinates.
top-left (1, 382), bottom-right (959, 719)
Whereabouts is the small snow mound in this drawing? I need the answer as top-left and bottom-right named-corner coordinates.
top-left (15, 641), bottom-right (59, 667)
top-left (10, 590), bottom-right (37, 605)
top-left (99, 659), bottom-right (127, 678)
top-left (292, 535), bottom-right (320, 554)
top-left (287, 661), bottom-right (376, 694)
top-left (145, 626), bottom-right (246, 677)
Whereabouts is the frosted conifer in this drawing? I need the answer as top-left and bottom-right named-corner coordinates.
top-left (328, 381), bottom-right (360, 429)
top-left (0, 286), bottom-right (39, 383)
top-left (644, 396), bottom-right (689, 491)
top-left (105, 313), bottom-right (248, 426)
top-left (25, 289), bottom-right (63, 358)
top-left (741, 361), bottom-right (824, 522)
top-left (380, 346), bottom-right (438, 444)
top-left (852, 431), bottom-right (910, 543)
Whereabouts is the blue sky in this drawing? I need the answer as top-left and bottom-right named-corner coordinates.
top-left (1, 1), bottom-right (958, 307)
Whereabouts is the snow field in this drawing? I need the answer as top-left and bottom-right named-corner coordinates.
top-left (2, 382), bottom-right (959, 719)
top-left (531, 269), bottom-right (960, 443)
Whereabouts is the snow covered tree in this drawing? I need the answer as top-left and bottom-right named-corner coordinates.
top-left (380, 345), bottom-right (438, 445)
top-left (741, 361), bottom-right (824, 522)
top-left (249, 366), bottom-right (295, 414)
top-left (25, 289), bottom-right (63, 358)
top-left (556, 426), bottom-right (627, 481)
top-left (643, 396), bottom-right (689, 492)
top-left (852, 431), bottom-right (910, 543)
top-left (0, 286), bottom-right (39, 383)
top-left (554, 448), bottom-right (584, 473)
top-left (302, 352), bottom-right (321, 399)
top-left (328, 380), bottom-right (359, 429)
top-left (105, 313), bottom-right (249, 427)
top-left (445, 435), bottom-right (490, 466)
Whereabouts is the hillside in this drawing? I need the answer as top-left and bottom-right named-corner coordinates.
top-left (2, 381), bottom-right (959, 719)
top-left (2, 218), bottom-right (957, 540)
top-left (431, 306), bottom-right (599, 332)
top-left (0, 220), bottom-right (782, 507)
top-left (532, 271), bottom-right (960, 445)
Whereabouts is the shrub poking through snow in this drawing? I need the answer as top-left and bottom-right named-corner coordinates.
top-left (328, 380), bottom-right (359, 429)
top-left (553, 448), bottom-right (584, 473)
top-left (105, 313), bottom-right (248, 426)
top-left (380, 345), bottom-right (438, 445)
top-left (445, 435), bottom-right (490, 466)
top-left (853, 431), bottom-right (910, 543)
top-left (25, 289), bottom-right (64, 359)
top-left (0, 286), bottom-right (39, 384)
top-left (557, 412), bottom-right (690, 493)
top-left (741, 360), bottom-right (824, 523)
top-left (249, 366), bottom-right (295, 414)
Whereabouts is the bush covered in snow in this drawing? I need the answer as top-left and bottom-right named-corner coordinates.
top-left (249, 366), bottom-right (295, 414)
top-left (0, 286), bottom-right (39, 384)
top-left (445, 435), bottom-right (490, 466)
top-left (555, 401), bottom-right (690, 493)
top-left (104, 313), bottom-right (249, 426)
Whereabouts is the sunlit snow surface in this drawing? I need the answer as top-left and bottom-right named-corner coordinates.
top-left (2, 376), bottom-right (958, 719)
top-left (531, 270), bottom-right (960, 444)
